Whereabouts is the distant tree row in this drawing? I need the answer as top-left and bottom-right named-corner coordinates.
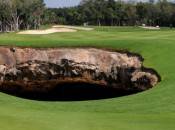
top-left (48, 0), bottom-right (175, 27)
top-left (1, 0), bottom-right (175, 33)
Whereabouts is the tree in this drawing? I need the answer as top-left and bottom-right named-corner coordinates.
top-left (124, 3), bottom-right (138, 26)
top-left (156, 0), bottom-right (173, 26)
top-left (0, 0), bottom-right (45, 32)
top-left (115, 0), bottom-right (125, 26)
top-left (106, 0), bottom-right (116, 26)
top-left (136, 2), bottom-right (147, 25)
top-left (30, 0), bottom-right (45, 29)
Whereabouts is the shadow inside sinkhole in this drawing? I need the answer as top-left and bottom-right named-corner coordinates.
top-left (1, 82), bottom-right (141, 101)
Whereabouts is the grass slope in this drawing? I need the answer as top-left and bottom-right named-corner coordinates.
top-left (0, 26), bottom-right (175, 130)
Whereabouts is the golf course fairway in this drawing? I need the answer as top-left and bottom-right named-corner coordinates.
top-left (0, 26), bottom-right (174, 130)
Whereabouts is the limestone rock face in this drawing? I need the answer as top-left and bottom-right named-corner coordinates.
top-left (0, 47), bottom-right (161, 98)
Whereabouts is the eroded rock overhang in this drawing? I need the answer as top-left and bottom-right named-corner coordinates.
top-left (0, 47), bottom-right (161, 100)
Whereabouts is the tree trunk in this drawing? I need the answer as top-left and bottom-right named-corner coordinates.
top-left (34, 19), bottom-right (37, 29)
top-left (12, 11), bottom-right (18, 31)
top-left (98, 19), bottom-right (101, 26)
top-left (111, 19), bottom-right (114, 26)
top-left (16, 18), bottom-right (19, 31)
top-left (0, 21), bottom-right (2, 33)
top-left (38, 16), bottom-right (41, 29)
top-left (14, 16), bottom-right (20, 31)
top-left (5, 25), bottom-right (7, 32)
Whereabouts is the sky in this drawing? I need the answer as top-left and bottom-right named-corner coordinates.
top-left (44, 0), bottom-right (174, 8)
top-left (44, 0), bottom-right (81, 8)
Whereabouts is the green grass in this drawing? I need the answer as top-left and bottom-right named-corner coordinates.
top-left (0, 26), bottom-right (175, 129)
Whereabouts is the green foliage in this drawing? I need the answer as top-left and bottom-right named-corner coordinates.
top-left (57, 17), bottom-right (66, 24)
top-left (0, 0), bottom-right (45, 32)
top-left (0, 27), bottom-right (175, 129)
top-left (48, 0), bottom-right (175, 27)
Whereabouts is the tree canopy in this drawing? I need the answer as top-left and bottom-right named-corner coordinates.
top-left (48, 0), bottom-right (175, 27)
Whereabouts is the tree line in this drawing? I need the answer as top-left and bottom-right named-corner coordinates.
top-left (49, 0), bottom-right (175, 27)
top-left (1, 0), bottom-right (175, 33)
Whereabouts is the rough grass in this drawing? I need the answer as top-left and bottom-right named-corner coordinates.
top-left (0, 26), bottom-right (175, 130)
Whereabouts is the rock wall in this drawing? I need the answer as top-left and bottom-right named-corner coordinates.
top-left (0, 47), bottom-right (161, 98)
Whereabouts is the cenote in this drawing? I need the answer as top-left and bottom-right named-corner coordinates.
top-left (0, 47), bottom-right (161, 101)
top-left (0, 82), bottom-right (141, 101)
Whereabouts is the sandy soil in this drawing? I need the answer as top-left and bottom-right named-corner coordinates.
top-left (17, 28), bottom-right (77, 34)
top-left (17, 25), bottom-right (94, 34)
top-left (140, 26), bottom-right (160, 30)
top-left (53, 25), bottom-right (94, 31)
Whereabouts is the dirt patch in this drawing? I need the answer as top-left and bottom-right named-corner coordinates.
top-left (17, 25), bottom-right (94, 35)
top-left (140, 26), bottom-right (160, 30)
top-left (17, 28), bottom-right (77, 34)
top-left (52, 25), bottom-right (94, 31)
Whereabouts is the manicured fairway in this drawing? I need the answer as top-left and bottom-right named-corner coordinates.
top-left (0, 26), bottom-right (175, 130)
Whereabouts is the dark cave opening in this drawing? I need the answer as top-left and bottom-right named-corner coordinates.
top-left (2, 82), bottom-right (141, 101)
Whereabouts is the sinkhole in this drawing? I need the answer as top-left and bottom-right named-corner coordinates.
top-left (1, 82), bottom-right (140, 101)
top-left (0, 47), bottom-right (161, 101)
